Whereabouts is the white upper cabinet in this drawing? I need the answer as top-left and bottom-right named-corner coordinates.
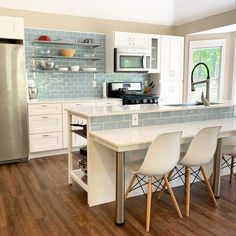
top-left (158, 35), bottom-right (184, 104)
top-left (160, 35), bottom-right (184, 81)
top-left (149, 34), bottom-right (160, 73)
top-left (0, 16), bottom-right (24, 40)
top-left (106, 31), bottom-right (154, 73)
top-left (113, 32), bottom-right (150, 49)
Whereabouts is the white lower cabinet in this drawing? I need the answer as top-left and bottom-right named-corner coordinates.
top-left (29, 132), bottom-right (63, 152)
top-left (28, 99), bottom-right (122, 154)
top-left (28, 103), bottom-right (63, 153)
top-left (158, 81), bottom-right (183, 104)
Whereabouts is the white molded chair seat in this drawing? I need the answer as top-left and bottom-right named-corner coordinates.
top-left (125, 131), bottom-right (183, 232)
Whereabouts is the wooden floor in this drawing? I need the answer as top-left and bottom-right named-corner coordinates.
top-left (0, 155), bottom-right (236, 236)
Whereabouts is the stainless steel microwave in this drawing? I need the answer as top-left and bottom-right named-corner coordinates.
top-left (114, 48), bottom-right (151, 72)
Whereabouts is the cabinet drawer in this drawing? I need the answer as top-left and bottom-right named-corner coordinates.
top-left (29, 114), bottom-right (62, 134)
top-left (28, 104), bottom-right (62, 115)
top-left (96, 100), bottom-right (122, 106)
top-left (29, 132), bottom-right (63, 152)
top-left (63, 102), bottom-right (94, 114)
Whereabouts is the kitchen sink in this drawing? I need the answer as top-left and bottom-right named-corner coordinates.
top-left (166, 102), bottom-right (222, 107)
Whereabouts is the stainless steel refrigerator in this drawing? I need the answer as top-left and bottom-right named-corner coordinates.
top-left (0, 40), bottom-right (28, 164)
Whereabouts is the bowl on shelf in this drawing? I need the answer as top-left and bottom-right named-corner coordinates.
top-left (83, 38), bottom-right (94, 44)
top-left (83, 53), bottom-right (95, 57)
top-left (82, 67), bottom-right (96, 72)
top-left (37, 35), bottom-right (51, 41)
top-left (70, 65), bottom-right (80, 71)
top-left (39, 49), bottom-right (51, 56)
top-left (39, 60), bottom-right (55, 70)
top-left (60, 48), bottom-right (76, 57)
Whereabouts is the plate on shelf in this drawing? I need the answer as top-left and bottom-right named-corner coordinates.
top-left (82, 67), bottom-right (97, 72)
top-left (58, 67), bottom-right (69, 71)
top-left (83, 53), bottom-right (95, 57)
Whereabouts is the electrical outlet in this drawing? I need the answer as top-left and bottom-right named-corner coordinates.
top-left (234, 106), bottom-right (236, 116)
top-left (132, 113), bottom-right (139, 126)
top-left (144, 80), bottom-right (148, 86)
top-left (93, 80), bottom-right (97, 87)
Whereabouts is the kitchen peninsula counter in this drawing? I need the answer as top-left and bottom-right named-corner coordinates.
top-left (65, 102), bottom-right (236, 225)
top-left (65, 101), bottom-right (234, 118)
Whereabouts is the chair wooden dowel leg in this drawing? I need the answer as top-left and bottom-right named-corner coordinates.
top-left (230, 157), bottom-right (234, 183)
top-left (146, 177), bottom-right (152, 232)
top-left (157, 169), bottom-right (174, 200)
top-left (200, 166), bottom-right (218, 207)
top-left (125, 173), bottom-right (137, 199)
top-left (164, 176), bottom-right (182, 218)
top-left (185, 166), bottom-right (190, 217)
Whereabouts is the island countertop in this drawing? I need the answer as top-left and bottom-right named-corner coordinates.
top-left (65, 101), bottom-right (235, 118)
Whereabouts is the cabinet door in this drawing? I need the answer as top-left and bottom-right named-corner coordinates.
top-left (169, 82), bottom-right (183, 104)
top-left (159, 81), bottom-right (183, 104)
top-left (149, 35), bottom-right (160, 73)
top-left (160, 36), bottom-right (171, 79)
top-left (160, 35), bottom-right (184, 81)
top-left (169, 36), bottom-right (184, 79)
top-left (29, 132), bottom-right (63, 152)
top-left (114, 32), bottom-right (149, 49)
top-left (29, 114), bottom-right (62, 134)
top-left (0, 16), bottom-right (24, 40)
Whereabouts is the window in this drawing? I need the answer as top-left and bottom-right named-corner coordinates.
top-left (188, 39), bottom-right (226, 103)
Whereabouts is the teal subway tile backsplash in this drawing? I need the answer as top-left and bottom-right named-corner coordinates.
top-left (90, 106), bottom-right (235, 131)
top-left (25, 28), bottom-right (147, 100)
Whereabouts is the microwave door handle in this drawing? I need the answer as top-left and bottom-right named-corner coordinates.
top-left (142, 56), bottom-right (146, 69)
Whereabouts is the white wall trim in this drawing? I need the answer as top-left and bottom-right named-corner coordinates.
top-left (187, 39), bottom-right (226, 102)
top-left (232, 38), bottom-right (236, 103)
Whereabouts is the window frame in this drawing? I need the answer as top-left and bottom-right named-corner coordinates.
top-left (187, 39), bottom-right (226, 102)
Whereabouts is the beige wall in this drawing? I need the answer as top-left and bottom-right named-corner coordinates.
top-left (174, 9), bottom-right (236, 36)
top-left (182, 33), bottom-right (236, 102)
top-left (174, 9), bottom-right (236, 102)
top-left (1, 7), bottom-right (235, 101)
top-left (0, 7), bottom-right (173, 35)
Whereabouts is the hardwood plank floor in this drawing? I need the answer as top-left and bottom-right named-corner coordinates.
top-left (0, 155), bottom-right (236, 236)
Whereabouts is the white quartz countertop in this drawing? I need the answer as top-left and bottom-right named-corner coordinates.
top-left (65, 101), bottom-right (235, 118)
top-left (90, 118), bottom-right (236, 152)
top-left (28, 97), bottom-right (122, 104)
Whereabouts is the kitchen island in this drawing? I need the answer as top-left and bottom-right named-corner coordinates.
top-left (65, 102), bottom-right (236, 224)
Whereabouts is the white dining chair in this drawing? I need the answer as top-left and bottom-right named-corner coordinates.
top-left (221, 137), bottom-right (236, 183)
top-left (125, 131), bottom-right (183, 232)
top-left (158, 126), bottom-right (221, 217)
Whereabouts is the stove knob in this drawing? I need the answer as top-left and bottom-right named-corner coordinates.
top-left (135, 99), bottom-right (140, 104)
top-left (143, 99), bottom-right (147, 104)
top-left (140, 99), bottom-right (144, 104)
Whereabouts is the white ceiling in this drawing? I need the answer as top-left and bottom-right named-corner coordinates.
top-left (0, 0), bottom-right (235, 26)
